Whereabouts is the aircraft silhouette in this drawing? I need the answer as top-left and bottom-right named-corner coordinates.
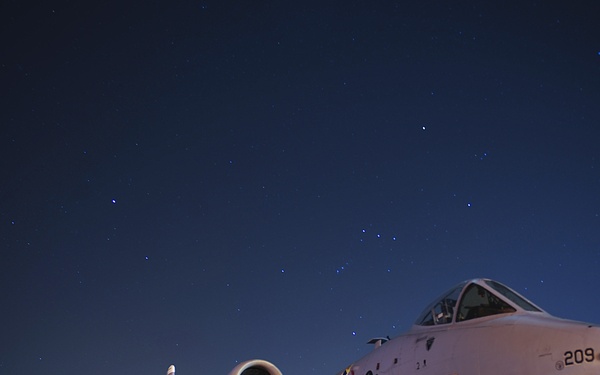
top-left (169, 278), bottom-right (600, 375)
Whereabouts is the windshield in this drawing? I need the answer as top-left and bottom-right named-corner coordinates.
top-left (456, 283), bottom-right (516, 322)
top-left (484, 280), bottom-right (541, 312)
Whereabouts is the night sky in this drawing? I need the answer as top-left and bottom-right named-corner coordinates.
top-left (1, 1), bottom-right (599, 375)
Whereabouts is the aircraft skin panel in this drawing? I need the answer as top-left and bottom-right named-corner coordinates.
top-left (345, 322), bottom-right (600, 375)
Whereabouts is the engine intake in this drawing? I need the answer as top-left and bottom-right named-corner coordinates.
top-left (228, 359), bottom-right (283, 375)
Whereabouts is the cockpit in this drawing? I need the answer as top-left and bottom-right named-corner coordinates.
top-left (415, 279), bottom-right (543, 326)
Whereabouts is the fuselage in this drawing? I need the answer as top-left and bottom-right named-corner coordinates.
top-left (224, 278), bottom-right (600, 375)
top-left (341, 279), bottom-right (600, 375)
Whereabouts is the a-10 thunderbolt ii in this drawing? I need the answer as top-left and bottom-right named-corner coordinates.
top-left (168, 278), bottom-right (600, 375)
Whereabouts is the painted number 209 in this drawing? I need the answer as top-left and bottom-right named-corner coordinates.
top-left (564, 348), bottom-right (594, 366)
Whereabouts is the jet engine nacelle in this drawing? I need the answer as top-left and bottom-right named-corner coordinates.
top-left (228, 359), bottom-right (283, 375)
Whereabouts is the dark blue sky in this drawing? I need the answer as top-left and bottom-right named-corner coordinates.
top-left (1, 1), bottom-right (599, 375)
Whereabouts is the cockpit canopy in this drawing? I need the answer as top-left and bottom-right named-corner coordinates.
top-left (415, 279), bottom-right (543, 326)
